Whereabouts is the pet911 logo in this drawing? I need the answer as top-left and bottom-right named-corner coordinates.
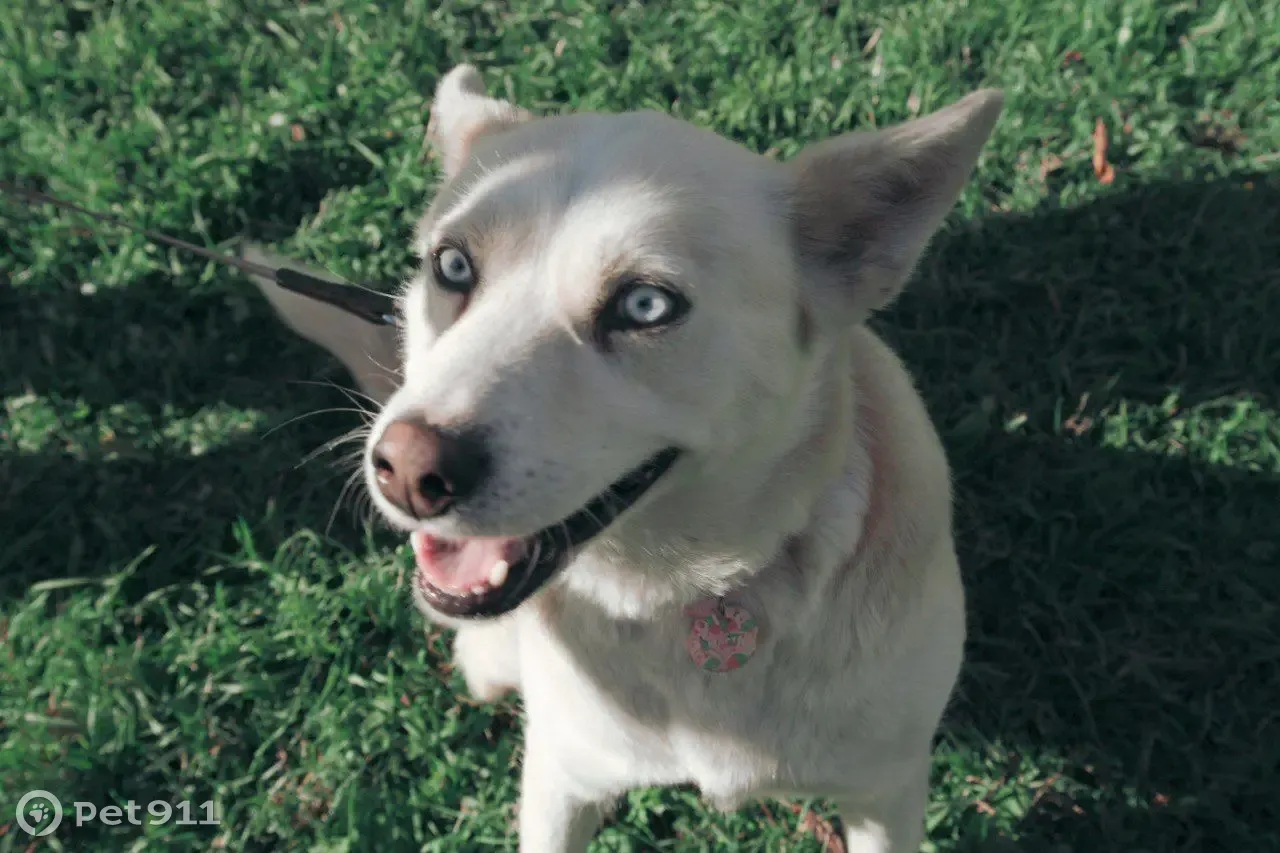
top-left (14, 790), bottom-right (221, 836)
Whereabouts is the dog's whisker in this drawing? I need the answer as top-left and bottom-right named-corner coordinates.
top-left (297, 432), bottom-right (369, 470)
top-left (326, 382), bottom-right (382, 416)
top-left (315, 451), bottom-right (365, 481)
top-left (286, 379), bottom-right (383, 416)
top-left (309, 440), bottom-right (366, 467)
top-left (318, 426), bottom-right (372, 455)
top-left (556, 520), bottom-right (584, 564)
top-left (263, 407), bottom-right (372, 442)
top-left (578, 501), bottom-right (614, 536)
top-left (293, 422), bottom-right (371, 466)
top-left (358, 489), bottom-right (377, 531)
top-left (596, 487), bottom-right (631, 526)
top-left (326, 466), bottom-right (368, 536)
top-left (362, 352), bottom-right (399, 381)
top-left (327, 445), bottom-right (367, 469)
top-left (501, 535), bottom-right (545, 607)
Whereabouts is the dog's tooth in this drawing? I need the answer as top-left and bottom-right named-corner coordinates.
top-left (488, 560), bottom-right (509, 588)
top-left (470, 584), bottom-right (488, 596)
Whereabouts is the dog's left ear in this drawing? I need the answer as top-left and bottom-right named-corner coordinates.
top-left (788, 89), bottom-right (1003, 320)
top-left (427, 64), bottom-right (532, 179)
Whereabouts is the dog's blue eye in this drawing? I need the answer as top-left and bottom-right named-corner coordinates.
top-left (599, 280), bottom-right (690, 346)
top-left (619, 284), bottom-right (673, 326)
top-left (432, 245), bottom-right (476, 293)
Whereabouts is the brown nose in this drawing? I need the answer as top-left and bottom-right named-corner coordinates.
top-left (370, 419), bottom-right (491, 519)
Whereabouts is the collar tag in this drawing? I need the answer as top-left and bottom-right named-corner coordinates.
top-left (684, 598), bottom-right (759, 673)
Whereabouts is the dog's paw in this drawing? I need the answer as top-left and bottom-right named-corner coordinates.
top-left (463, 675), bottom-right (518, 704)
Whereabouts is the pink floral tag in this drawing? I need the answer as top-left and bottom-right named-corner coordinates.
top-left (684, 598), bottom-right (759, 673)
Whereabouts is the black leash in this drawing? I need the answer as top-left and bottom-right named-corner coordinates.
top-left (0, 181), bottom-right (398, 327)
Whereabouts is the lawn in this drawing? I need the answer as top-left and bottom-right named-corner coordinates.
top-left (2, 0), bottom-right (1278, 850)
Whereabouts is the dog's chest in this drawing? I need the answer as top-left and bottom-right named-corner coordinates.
top-left (516, 592), bottom-right (822, 796)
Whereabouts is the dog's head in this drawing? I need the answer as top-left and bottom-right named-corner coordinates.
top-left (265, 65), bottom-right (1001, 620)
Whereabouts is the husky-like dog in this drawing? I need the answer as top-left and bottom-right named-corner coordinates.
top-left (252, 65), bottom-right (1003, 852)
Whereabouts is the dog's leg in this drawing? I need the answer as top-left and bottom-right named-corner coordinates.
top-left (834, 760), bottom-right (931, 853)
top-left (518, 729), bottom-right (606, 853)
top-left (452, 622), bottom-right (522, 702)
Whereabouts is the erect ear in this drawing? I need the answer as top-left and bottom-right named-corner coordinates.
top-left (788, 89), bottom-right (1003, 319)
top-left (427, 64), bottom-right (532, 179)
top-left (241, 243), bottom-right (402, 406)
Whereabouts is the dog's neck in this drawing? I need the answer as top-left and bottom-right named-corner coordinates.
top-left (558, 331), bottom-right (869, 620)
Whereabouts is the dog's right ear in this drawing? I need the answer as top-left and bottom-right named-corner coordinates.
top-left (427, 65), bottom-right (532, 179)
top-left (241, 243), bottom-right (402, 406)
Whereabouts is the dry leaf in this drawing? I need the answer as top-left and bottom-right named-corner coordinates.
top-left (861, 27), bottom-right (882, 55)
top-left (291, 123), bottom-right (305, 142)
top-left (1062, 394), bottom-right (1094, 437)
top-left (1063, 414), bottom-right (1093, 436)
top-left (790, 804), bottom-right (846, 853)
top-left (1038, 152), bottom-right (1064, 181)
top-left (1091, 119), bottom-right (1115, 184)
top-left (1190, 113), bottom-right (1245, 155)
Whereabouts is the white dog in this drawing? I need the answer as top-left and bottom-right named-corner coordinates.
top-left (251, 65), bottom-right (1003, 852)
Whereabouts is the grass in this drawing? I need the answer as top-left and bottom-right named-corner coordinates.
top-left (1, 0), bottom-right (1278, 850)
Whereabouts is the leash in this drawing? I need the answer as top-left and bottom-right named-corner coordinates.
top-left (0, 181), bottom-right (398, 327)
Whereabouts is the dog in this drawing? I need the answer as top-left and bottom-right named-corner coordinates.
top-left (250, 65), bottom-right (1003, 852)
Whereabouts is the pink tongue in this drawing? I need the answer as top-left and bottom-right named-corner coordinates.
top-left (411, 530), bottom-right (524, 593)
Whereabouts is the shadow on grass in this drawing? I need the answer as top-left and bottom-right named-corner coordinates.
top-left (3, 171), bottom-right (1277, 850)
top-left (884, 174), bottom-right (1280, 851)
top-left (0, 259), bottom-right (386, 602)
top-left (941, 444), bottom-right (1278, 851)
top-left (0, 139), bottom-right (397, 600)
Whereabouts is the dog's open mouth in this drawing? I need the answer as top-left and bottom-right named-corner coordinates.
top-left (411, 447), bottom-right (681, 618)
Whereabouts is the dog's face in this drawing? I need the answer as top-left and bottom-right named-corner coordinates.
top-left (269, 66), bottom-right (1001, 621)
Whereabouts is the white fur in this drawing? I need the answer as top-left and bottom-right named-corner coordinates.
top-left (257, 65), bottom-right (1003, 852)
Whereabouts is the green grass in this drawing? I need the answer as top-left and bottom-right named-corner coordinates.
top-left (2, 0), bottom-right (1278, 850)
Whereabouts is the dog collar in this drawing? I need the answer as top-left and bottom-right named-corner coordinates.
top-left (683, 597), bottom-right (759, 673)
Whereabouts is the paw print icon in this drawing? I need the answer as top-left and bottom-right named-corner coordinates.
top-left (15, 790), bottom-right (63, 836)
